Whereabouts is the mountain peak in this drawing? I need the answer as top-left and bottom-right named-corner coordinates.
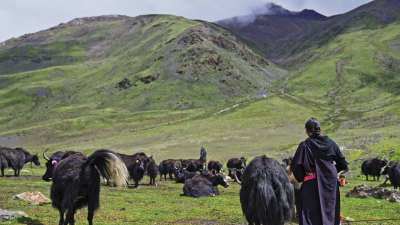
top-left (251, 3), bottom-right (326, 19)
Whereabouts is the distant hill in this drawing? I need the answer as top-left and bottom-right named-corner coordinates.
top-left (216, 3), bottom-right (327, 56)
top-left (217, 0), bottom-right (400, 66)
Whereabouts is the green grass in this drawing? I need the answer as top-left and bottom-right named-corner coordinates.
top-left (0, 164), bottom-right (399, 225)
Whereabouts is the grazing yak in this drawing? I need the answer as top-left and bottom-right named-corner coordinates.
top-left (117, 152), bottom-right (148, 187)
top-left (183, 173), bottom-right (230, 197)
top-left (381, 161), bottom-right (400, 189)
top-left (181, 147), bottom-right (207, 172)
top-left (240, 155), bottom-right (294, 225)
top-left (42, 149), bottom-right (129, 225)
top-left (227, 156), bottom-right (246, 170)
top-left (0, 147), bottom-right (40, 177)
top-left (207, 160), bottom-right (223, 173)
top-left (147, 156), bottom-right (158, 185)
top-left (159, 159), bottom-right (181, 180)
top-left (361, 158), bottom-right (388, 181)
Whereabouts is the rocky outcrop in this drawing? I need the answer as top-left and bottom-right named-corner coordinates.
top-left (57, 15), bottom-right (129, 28)
top-left (0, 208), bottom-right (27, 222)
top-left (346, 185), bottom-right (400, 203)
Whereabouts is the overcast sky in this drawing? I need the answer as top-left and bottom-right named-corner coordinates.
top-left (0, 0), bottom-right (373, 42)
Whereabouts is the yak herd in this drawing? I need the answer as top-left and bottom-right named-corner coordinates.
top-left (1, 145), bottom-right (399, 225)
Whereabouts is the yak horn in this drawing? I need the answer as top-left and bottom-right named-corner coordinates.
top-left (43, 148), bottom-right (50, 161)
top-left (337, 168), bottom-right (348, 180)
top-left (234, 172), bottom-right (241, 185)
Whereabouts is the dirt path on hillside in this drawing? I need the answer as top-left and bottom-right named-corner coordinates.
top-left (328, 60), bottom-right (345, 105)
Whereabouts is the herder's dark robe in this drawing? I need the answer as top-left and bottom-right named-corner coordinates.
top-left (291, 136), bottom-right (348, 225)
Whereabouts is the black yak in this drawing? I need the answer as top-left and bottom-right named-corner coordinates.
top-left (132, 153), bottom-right (148, 188)
top-left (42, 150), bottom-right (78, 181)
top-left (183, 173), bottom-right (229, 197)
top-left (42, 149), bottom-right (129, 225)
top-left (181, 147), bottom-right (207, 172)
top-left (227, 156), bottom-right (246, 170)
top-left (147, 156), bottom-right (158, 185)
top-left (159, 159), bottom-right (181, 180)
top-left (381, 161), bottom-right (400, 189)
top-left (175, 166), bottom-right (197, 183)
top-left (240, 155), bottom-right (294, 225)
top-left (117, 152), bottom-right (148, 187)
top-left (207, 160), bottom-right (223, 173)
top-left (0, 147), bottom-right (40, 177)
top-left (228, 168), bottom-right (243, 183)
top-left (361, 158), bottom-right (388, 181)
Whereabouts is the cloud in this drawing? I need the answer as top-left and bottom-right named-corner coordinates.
top-left (0, 0), bottom-right (373, 42)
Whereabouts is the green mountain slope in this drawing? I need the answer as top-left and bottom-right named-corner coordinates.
top-left (0, 14), bottom-right (286, 144)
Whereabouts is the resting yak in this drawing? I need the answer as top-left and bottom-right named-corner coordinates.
top-left (42, 149), bottom-right (129, 225)
top-left (183, 173), bottom-right (230, 197)
top-left (240, 155), bottom-right (294, 225)
top-left (0, 147), bottom-right (40, 177)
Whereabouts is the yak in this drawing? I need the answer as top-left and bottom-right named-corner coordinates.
top-left (147, 156), bottom-right (158, 185)
top-left (207, 160), bottom-right (223, 173)
top-left (42, 150), bottom-right (78, 181)
top-left (381, 161), bottom-right (400, 189)
top-left (227, 156), bottom-right (246, 170)
top-left (175, 166), bottom-right (197, 183)
top-left (159, 159), bottom-right (181, 180)
top-left (183, 173), bottom-right (229, 197)
top-left (132, 153), bottom-right (148, 188)
top-left (0, 147), bottom-right (40, 177)
top-left (42, 149), bottom-right (129, 225)
top-left (228, 168), bottom-right (243, 183)
top-left (361, 158), bottom-right (388, 181)
top-left (240, 155), bottom-right (294, 225)
top-left (181, 147), bottom-right (207, 172)
top-left (117, 152), bottom-right (148, 187)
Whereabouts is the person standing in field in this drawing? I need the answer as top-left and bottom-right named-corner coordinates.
top-left (291, 118), bottom-right (348, 225)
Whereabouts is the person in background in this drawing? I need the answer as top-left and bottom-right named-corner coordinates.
top-left (291, 118), bottom-right (348, 225)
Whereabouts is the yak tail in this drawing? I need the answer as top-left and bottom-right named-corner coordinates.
top-left (87, 149), bottom-right (129, 187)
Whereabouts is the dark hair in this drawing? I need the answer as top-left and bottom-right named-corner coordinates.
top-left (305, 118), bottom-right (321, 138)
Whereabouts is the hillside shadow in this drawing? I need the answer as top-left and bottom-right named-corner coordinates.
top-left (17, 217), bottom-right (44, 225)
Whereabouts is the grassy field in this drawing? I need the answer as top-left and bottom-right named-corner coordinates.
top-left (0, 161), bottom-right (399, 225)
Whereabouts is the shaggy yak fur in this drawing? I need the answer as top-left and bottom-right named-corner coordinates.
top-left (0, 147), bottom-right (40, 177)
top-left (42, 149), bottom-right (129, 225)
top-left (240, 155), bottom-right (294, 225)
